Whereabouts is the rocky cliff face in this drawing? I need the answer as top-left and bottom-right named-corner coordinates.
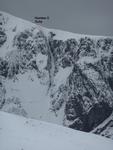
top-left (0, 11), bottom-right (113, 139)
top-left (92, 112), bottom-right (113, 139)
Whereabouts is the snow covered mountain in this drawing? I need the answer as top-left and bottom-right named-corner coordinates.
top-left (0, 11), bottom-right (113, 139)
top-left (0, 111), bottom-right (113, 150)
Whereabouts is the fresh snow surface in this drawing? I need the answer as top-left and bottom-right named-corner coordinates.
top-left (0, 111), bottom-right (113, 150)
top-left (49, 28), bottom-right (112, 41)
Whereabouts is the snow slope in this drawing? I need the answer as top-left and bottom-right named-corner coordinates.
top-left (0, 111), bottom-right (113, 150)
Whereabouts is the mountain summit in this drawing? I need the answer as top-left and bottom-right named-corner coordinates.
top-left (0, 11), bottom-right (113, 139)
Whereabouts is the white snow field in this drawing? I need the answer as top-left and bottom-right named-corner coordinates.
top-left (0, 111), bottom-right (113, 150)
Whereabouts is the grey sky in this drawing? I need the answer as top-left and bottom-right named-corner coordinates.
top-left (0, 0), bottom-right (113, 36)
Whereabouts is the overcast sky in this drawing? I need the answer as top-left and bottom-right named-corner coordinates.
top-left (0, 0), bottom-right (113, 36)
